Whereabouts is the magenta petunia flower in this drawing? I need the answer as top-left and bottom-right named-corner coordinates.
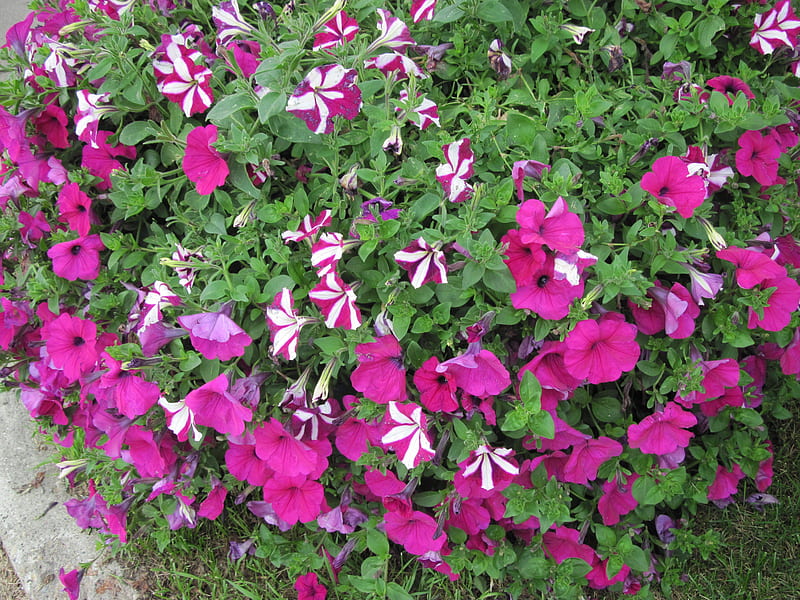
top-left (197, 478), bottom-right (228, 521)
top-left (735, 129), bottom-right (782, 187)
top-left (59, 568), bottom-right (83, 600)
top-left (413, 356), bottom-right (459, 412)
top-left (384, 507), bottom-right (445, 556)
top-left (411, 0), bottom-right (436, 22)
top-left (750, 0), bottom-right (800, 55)
top-left (262, 475), bottom-right (327, 525)
top-left (313, 11), bottom-right (359, 51)
top-left (747, 276), bottom-right (800, 331)
top-left (436, 343), bottom-right (511, 398)
top-left (717, 246), bottom-right (786, 289)
top-left (707, 463), bottom-right (745, 503)
top-left (157, 45), bottom-right (214, 116)
top-left (18, 210), bottom-right (51, 246)
top-left (120, 425), bottom-right (169, 478)
top-left (43, 313), bottom-right (99, 382)
top-left (183, 125), bottom-right (229, 196)
top-left (254, 418), bottom-right (321, 476)
top-left (286, 64), bottom-right (363, 135)
top-left (225, 441), bottom-right (273, 486)
top-left (81, 130), bottom-right (136, 190)
top-left (598, 475), bottom-right (639, 526)
top-left (212, 0), bottom-right (256, 46)
top-left (47, 234), bottom-right (105, 281)
top-left (184, 373), bottom-right (253, 437)
top-left (706, 76), bottom-right (755, 105)
top-left (33, 104), bottom-right (69, 148)
top-left (56, 182), bottom-right (93, 236)
top-left (501, 229), bottom-right (547, 287)
top-left (309, 273), bottom-right (362, 329)
top-left (629, 281), bottom-right (699, 339)
top-left (281, 210), bottom-right (332, 243)
top-left (640, 155), bottom-right (706, 218)
top-left (542, 525), bottom-right (597, 567)
top-left (510, 252), bottom-right (584, 320)
top-left (675, 358), bottom-right (740, 407)
top-left (518, 340), bottom-right (582, 393)
top-left (97, 353), bottom-right (160, 419)
top-left (561, 436), bottom-right (623, 485)
top-left (294, 572), bottom-right (327, 600)
top-left (436, 138), bottom-right (474, 203)
top-left (394, 237), bottom-right (448, 288)
top-left (627, 402), bottom-right (697, 456)
top-left (511, 159), bottom-right (551, 201)
top-left (177, 304), bottom-right (252, 361)
top-left (351, 335), bottom-right (407, 403)
top-left (563, 312), bottom-right (640, 384)
top-left (380, 401), bottom-right (435, 469)
top-left (364, 51), bottom-right (426, 80)
top-left (517, 196), bottom-right (584, 254)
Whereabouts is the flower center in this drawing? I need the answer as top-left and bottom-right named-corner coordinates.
top-left (70, 244), bottom-right (82, 255)
top-left (73, 336), bottom-right (85, 347)
top-left (537, 275), bottom-right (549, 288)
top-left (658, 186), bottom-right (669, 196)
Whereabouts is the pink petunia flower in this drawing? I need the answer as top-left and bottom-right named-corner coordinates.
top-left (750, 0), bottom-right (800, 55)
top-left (18, 210), bottom-right (51, 246)
top-left (707, 463), bottom-right (745, 504)
top-left (517, 196), bottom-right (584, 254)
top-left (294, 572), bottom-right (327, 600)
top-left (47, 234), bottom-right (105, 281)
top-left (627, 402), bottom-right (697, 456)
top-left (314, 11), bottom-right (359, 51)
top-left (684, 262), bottom-right (724, 305)
top-left (397, 89), bottom-right (440, 130)
top-left (309, 273), bottom-right (362, 329)
top-left (254, 418), bottom-right (322, 477)
top-left (212, 0), bottom-right (256, 46)
top-left (59, 568), bottom-right (83, 600)
top-left (262, 475), bottom-right (327, 525)
top-left (197, 478), bottom-right (228, 521)
top-left (629, 281), bottom-right (700, 339)
top-left (563, 312), bottom-right (640, 384)
top-left (157, 43), bottom-right (214, 116)
top-left (380, 401), bottom-right (435, 469)
top-left (706, 76), bottom-right (755, 105)
top-left (97, 352), bottom-right (160, 419)
top-left (351, 335), bottom-right (407, 403)
top-left (436, 138), bottom-right (474, 203)
top-left (177, 304), bottom-right (252, 361)
top-left (394, 237), bottom-right (448, 288)
top-left (598, 475), bottom-right (639, 526)
top-left (43, 313), bottom-right (100, 382)
top-left (735, 129), bottom-right (782, 186)
top-left (542, 525), bottom-right (597, 567)
top-left (184, 373), bottom-right (253, 437)
top-left (183, 125), bottom-right (229, 196)
top-left (384, 507), bottom-right (445, 555)
top-left (413, 356), bottom-right (459, 412)
top-left (511, 159), bottom-right (551, 201)
top-left (436, 342), bottom-right (511, 398)
top-left (717, 245), bottom-right (786, 289)
top-left (56, 182), bottom-right (93, 236)
top-left (561, 437), bottom-right (623, 485)
top-left (81, 130), bottom-right (136, 190)
top-left (640, 155), bottom-right (707, 218)
top-left (33, 104), bottom-right (70, 149)
top-left (501, 229), bottom-right (548, 286)
top-left (747, 276), bottom-right (800, 331)
top-left (286, 64), bottom-right (363, 135)
top-left (510, 252), bottom-right (584, 320)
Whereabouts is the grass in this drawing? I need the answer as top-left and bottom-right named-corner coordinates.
top-left (660, 397), bottom-right (800, 600)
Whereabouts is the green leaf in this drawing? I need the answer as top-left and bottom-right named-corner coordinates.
top-left (632, 475), bottom-right (665, 505)
top-left (228, 161), bottom-right (261, 199)
top-left (528, 410), bottom-right (555, 439)
top-left (506, 112), bottom-right (539, 147)
top-left (203, 213), bottom-right (228, 235)
top-left (483, 268), bottom-right (517, 293)
top-left (386, 583), bottom-right (413, 600)
top-left (501, 407), bottom-right (529, 432)
top-left (519, 371), bottom-right (542, 411)
top-left (461, 262), bottom-right (485, 288)
top-left (119, 121), bottom-right (157, 145)
top-left (594, 525), bottom-right (617, 547)
top-left (623, 544), bottom-right (651, 572)
top-left (199, 279), bottom-right (229, 301)
top-left (591, 396), bottom-right (622, 423)
top-left (696, 15), bottom-right (725, 48)
top-left (207, 92), bottom-right (255, 122)
top-left (257, 91), bottom-right (287, 123)
top-left (433, 1), bottom-right (465, 23)
top-left (477, 0), bottom-right (514, 22)
top-left (314, 336), bottom-right (345, 355)
top-left (366, 529), bottom-right (390, 557)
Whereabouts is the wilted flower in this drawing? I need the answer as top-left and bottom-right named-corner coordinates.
top-left (382, 124), bottom-right (403, 155)
top-left (488, 39), bottom-right (511, 79)
top-left (603, 45), bottom-right (624, 72)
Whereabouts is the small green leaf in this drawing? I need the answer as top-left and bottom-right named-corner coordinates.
top-left (366, 529), bottom-right (390, 557)
top-left (519, 371), bottom-right (542, 411)
top-left (207, 92), bottom-right (255, 122)
top-left (199, 279), bottom-right (229, 301)
top-left (203, 213), bottom-right (228, 235)
top-left (528, 410), bottom-right (555, 439)
top-left (119, 121), bottom-right (157, 145)
top-left (257, 91), bottom-right (287, 123)
top-left (501, 407), bottom-right (529, 432)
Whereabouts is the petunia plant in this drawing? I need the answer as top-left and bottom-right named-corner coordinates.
top-left (1, 1), bottom-right (800, 599)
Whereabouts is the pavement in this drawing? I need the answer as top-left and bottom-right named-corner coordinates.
top-left (0, 3), bottom-right (140, 599)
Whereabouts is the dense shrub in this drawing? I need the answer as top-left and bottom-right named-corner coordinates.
top-left (1, 0), bottom-right (800, 598)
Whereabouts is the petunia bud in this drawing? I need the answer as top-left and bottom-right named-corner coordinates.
top-left (560, 23), bottom-right (594, 44)
top-left (603, 45), bottom-right (624, 72)
top-left (697, 217), bottom-right (728, 251)
top-left (488, 39), bottom-right (512, 79)
top-left (382, 124), bottom-right (403, 155)
top-left (339, 163), bottom-right (360, 195)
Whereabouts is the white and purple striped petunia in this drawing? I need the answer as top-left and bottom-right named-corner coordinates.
top-left (411, 0), bottom-right (437, 23)
top-left (286, 64), bottom-right (363, 135)
top-left (366, 9), bottom-right (415, 53)
top-left (157, 44), bottom-right (214, 116)
top-left (397, 90), bottom-right (439, 130)
top-left (364, 51), bottom-right (427, 80)
top-left (750, 0), bottom-right (800, 55)
top-left (265, 288), bottom-right (317, 360)
top-left (281, 209), bottom-right (332, 243)
top-left (309, 273), bottom-right (362, 329)
top-left (313, 11), bottom-right (359, 51)
top-left (212, 0), bottom-right (256, 46)
top-left (380, 401), bottom-right (435, 469)
top-left (394, 237), bottom-right (448, 288)
top-left (435, 138), bottom-right (475, 203)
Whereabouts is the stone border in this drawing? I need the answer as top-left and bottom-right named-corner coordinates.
top-left (0, 392), bottom-right (141, 600)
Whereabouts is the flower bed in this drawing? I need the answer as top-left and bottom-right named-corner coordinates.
top-left (1, 0), bottom-right (800, 598)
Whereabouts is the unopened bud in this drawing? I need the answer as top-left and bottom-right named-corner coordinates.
top-left (697, 217), bottom-right (728, 251)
